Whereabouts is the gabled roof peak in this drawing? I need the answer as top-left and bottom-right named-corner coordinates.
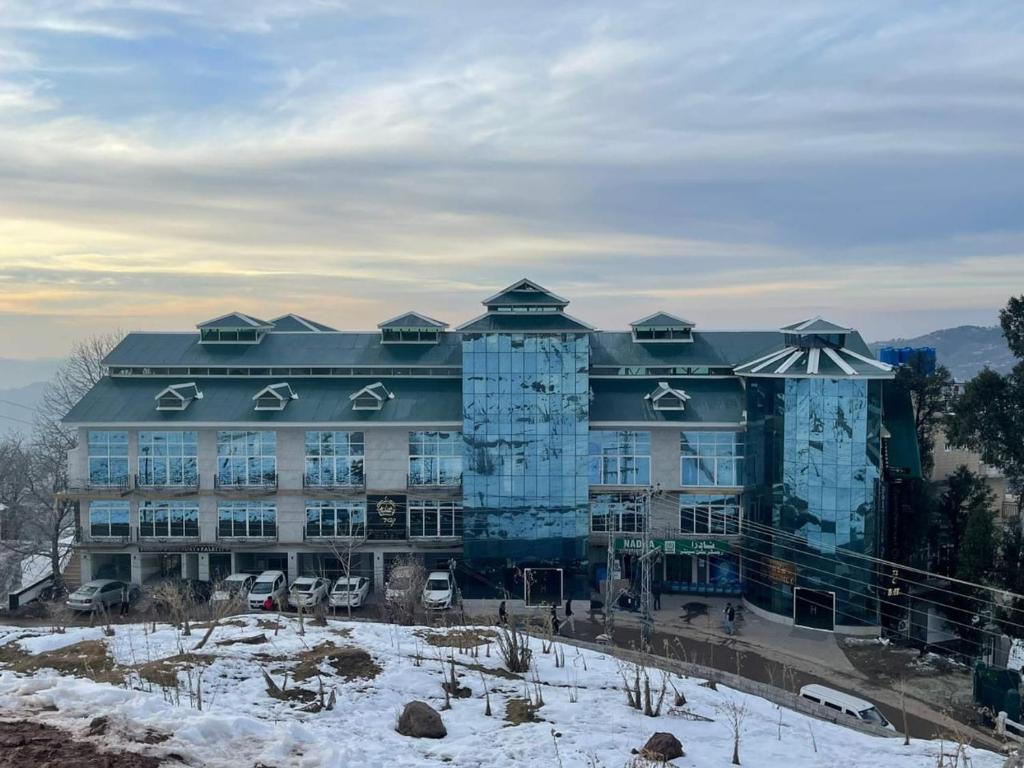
top-left (270, 314), bottom-right (337, 333)
top-left (198, 311), bottom-right (273, 330)
top-left (631, 311), bottom-right (695, 329)
top-left (780, 316), bottom-right (852, 335)
top-left (483, 278), bottom-right (569, 308)
top-left (378, 311), bottom-right (449, 330)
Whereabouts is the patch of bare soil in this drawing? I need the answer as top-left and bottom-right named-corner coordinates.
top-left (461, 661), bottom-right (522, 681)
top-left (0, 721), bottom-right (163, 768)
top-left (419, 629), bottom-right (495, 648)
top-left (215, 633), bottom-right (267, 647)
top-left (503, 697), bottom-right (543, 726)
top-left (255, 618), bottom-right (283, 631)
top-left (135, 652), bottom-right (210, 688)
top-left (292, 642), bottom-right (381, 682)
top-left (0, 640), bottom-right (122, 684)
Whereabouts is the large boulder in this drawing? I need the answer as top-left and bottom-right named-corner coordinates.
top-left (397, 701), bottom-right (447, 739)
top-left (640, 732), bottom-right (684, 762)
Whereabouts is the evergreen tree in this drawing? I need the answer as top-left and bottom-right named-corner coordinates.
top-left (946, 295), bottom-right (1024, 492)
top-left (937, 466), bottom-right (995, 578)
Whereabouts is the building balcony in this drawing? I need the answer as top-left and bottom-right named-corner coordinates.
top-left (302, 474), bottom-right (366, 496)
top-left (215, 529), bottom-right (278, 544)
top-left (406, 473), bottom-right (463, 496)
top-left (60, 477), bottom-right (133, 497)
top-left (134, 474), bottom-right (201, 495)
top-left (213, 474), bottom-right (278, 495)
top-left (76, 526), bottom-right (135, 546)
top-left (302, 529), bottom-right (370, 545)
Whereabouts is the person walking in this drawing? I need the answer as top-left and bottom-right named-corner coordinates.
top-left (119, 583), bottom-right (130, 617)
top-left (549, 602), bottom-right (560, 635)
top-left (498, 600), bottom-right (508, 627)
top-left (564, 598), bottom-right (575, 635)
top-left (723, 601), bottom-right (735, 636)
top-left (652, 580), bottom-right (662, 611)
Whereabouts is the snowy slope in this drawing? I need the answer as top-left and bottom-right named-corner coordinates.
top-left (0, 616), bottom-right (1005, 768)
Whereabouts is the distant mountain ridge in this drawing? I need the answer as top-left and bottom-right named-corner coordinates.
top-left (870, 325), bottom-right (1013, 381)
top-left (0, 381), bottom-right (46, 436)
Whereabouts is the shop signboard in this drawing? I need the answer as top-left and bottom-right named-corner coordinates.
top-left (614, 537), bottom-right (730, 555)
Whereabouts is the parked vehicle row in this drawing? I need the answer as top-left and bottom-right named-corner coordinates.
top-left (67, 569), bottom-right (456, 613)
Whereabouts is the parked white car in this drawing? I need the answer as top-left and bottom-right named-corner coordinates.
top-left (211, 573), bottom-right (255, 604)
top-left (799, 684), bottom-right (896, 731)
top-left (329, 576), bottom-right (370, 609)
top-left (287, 576), bottom-right (330, 610)
top-left (247, 570), bottom-right (287, 610)
top-left (385, 565), bottom-right (418, 605)
top-left (421, 571), bottom-right (455, 611)
top-left (66, 580), bottom-right (138, 612)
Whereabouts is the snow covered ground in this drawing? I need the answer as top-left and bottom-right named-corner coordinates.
top-left (0, 614), bottom-right (1005, 767)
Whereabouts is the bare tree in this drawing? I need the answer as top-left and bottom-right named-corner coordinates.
top-left (718, 694), bottom-right (750, 766)
top-left (327, 529), bottom-right (368, 619)
top-left (384, 554), bottom-right (426, 625)
top-left (0, 332), bottom-right (122, 591)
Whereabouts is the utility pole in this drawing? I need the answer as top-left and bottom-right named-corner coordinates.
top-left (637, 484), bottom-right (661, 652)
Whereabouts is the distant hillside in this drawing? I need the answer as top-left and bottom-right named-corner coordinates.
top-left (0, 381), bottom-right (47, 436)
top-left (870, 325), bottom-right (1014, 381)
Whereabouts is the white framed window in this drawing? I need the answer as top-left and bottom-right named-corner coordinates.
top-left (304, 431), bottom-right (364, 486)
top-left (88, 431), bottom-right (129, 486)
top-left (305, 500), bottom-right (366, 538)
top-left (590, 493), bottom-right (646, 533)
top-left (139, 501), bottom-right (199, 538)
top-left (680, 431), bottom-right (744, 487)
top-left (89, 500), bottom-right (130, 538)
top-left (408, 499), bottom-right (462, 538)
top-left (588, 431), bottom-right (651, 485)
top-left (138, 431), bottom-right (198, 486)
top-left (217, 501), bottom-right (277, 538)
top-left (679, 494), bottom-right (741, 535)
top-left (408, 431), bottom-right (462, 485)
top-left (216, 431), bottom-right (276, 486)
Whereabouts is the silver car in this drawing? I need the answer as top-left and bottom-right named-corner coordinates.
top-left (66, 579), bottom-right (136, 612)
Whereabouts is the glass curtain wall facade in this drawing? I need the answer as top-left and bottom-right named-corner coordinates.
top-left (745, 377), bottom-right (883, 627)
top-left (462, 332), bottom-right (590, 598)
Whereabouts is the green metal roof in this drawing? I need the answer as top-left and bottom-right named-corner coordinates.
top-left (483, 279), bottom-right (569, 308)
top-left (590, 378), bottom-right (745, 423)
top-left (198, 312), bottom-right (273, 329)
top-left (458, 313), bottom-right (594, 333)
top-left (590, 331), bottom-right (779, 368)
top-left (630, 312), bottom-right (695, 329)
top-left (377, 312), bottom-right (448, 330)
top-left (104, 332), bottom-right (463, 368)
top-left (780, 317), bottom-right (852, 335)
top-left (64, 377), bottom-right (463, 425)
top-left (882, 384), bottom-right (923, 479)
top-left (270, 314), bottom-right (337, 332)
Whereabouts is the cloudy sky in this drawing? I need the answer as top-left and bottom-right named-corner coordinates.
top-left (0, 1), bottom-right (1021, 357)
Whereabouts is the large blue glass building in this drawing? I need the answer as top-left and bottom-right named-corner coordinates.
top-left (62, 281), bottom-right (920, 631)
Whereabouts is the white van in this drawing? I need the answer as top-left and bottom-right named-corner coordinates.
top-left (247, 570), bottom-right (287, 610)
top-left (799, 684), bottom-right (896, 731)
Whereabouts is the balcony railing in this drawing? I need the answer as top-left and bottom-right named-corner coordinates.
top-left (302, 474), bottom-right (366, 491)
top-left (134, 473), bottom-right (200, 493)
top-left (76, 525), bottom-right (135, 544)
top-left (406, 472), bottom-right (463, 489)
top-left (61, 477), bottom-right (133, 496)
top-left (303, 528), bottom-right (369, 543)
top-left (216, 527), bottom-right (278, 542)
top-left (213, 474), bottom-right (278, 492)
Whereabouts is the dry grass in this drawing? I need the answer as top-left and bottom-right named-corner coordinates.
top-left (255, 618), bottom-right (283, 631)
top-left (215, 633), bottom-right (268, 647)
top-left (503, 697), bottom-right (544, 726)
top-left (0, 639), bottom-right (122, 684)
top-left (292, 642), bottom-right (381, 682)
top-left (135, 652), bottom-right (210, 688)
top-left (419, 628), bottom-right (495, 648)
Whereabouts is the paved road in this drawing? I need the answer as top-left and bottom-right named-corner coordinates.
top-left (569, 616), bottom-right (952, 741)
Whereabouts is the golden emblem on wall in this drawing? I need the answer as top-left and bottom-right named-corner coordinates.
top-left (376, 496), bottom-right (397, 527)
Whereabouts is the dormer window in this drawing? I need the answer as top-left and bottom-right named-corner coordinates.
top-left (197, 312), bottom-right (273, 345)
top-left (350, 382), bottom-right (393, 411)
top-left (154, 383), bottom-right (203, 412)
top-left (646, 382), bottom-right (691, 412)
top-left (630, 312), bottom-right (695, 343)
top-left (779, 317), bottom-right (852, 350)
top-left (253, 383), bottom-right (297, 412)
top-left (378, 312), bottom-right (448, 344)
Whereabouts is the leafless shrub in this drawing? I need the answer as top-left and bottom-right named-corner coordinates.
top-left (718, 694), bottom-right (750, 765)
top-left (151, 581), bottom-right (195, 637)
top-left (495, 624), bottom-right (532, 674)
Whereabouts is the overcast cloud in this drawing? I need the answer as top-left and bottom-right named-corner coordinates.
top-left (0, 1), bottom-right (1021, 355)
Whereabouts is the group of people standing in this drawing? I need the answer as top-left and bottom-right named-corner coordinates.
top-left (497, 598), bottom-right (576, 635)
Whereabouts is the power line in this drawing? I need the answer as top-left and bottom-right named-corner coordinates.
top-left (0, 412), bottom-right (35, 428)
top-left (0, 398), bottom-right (37, 413)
